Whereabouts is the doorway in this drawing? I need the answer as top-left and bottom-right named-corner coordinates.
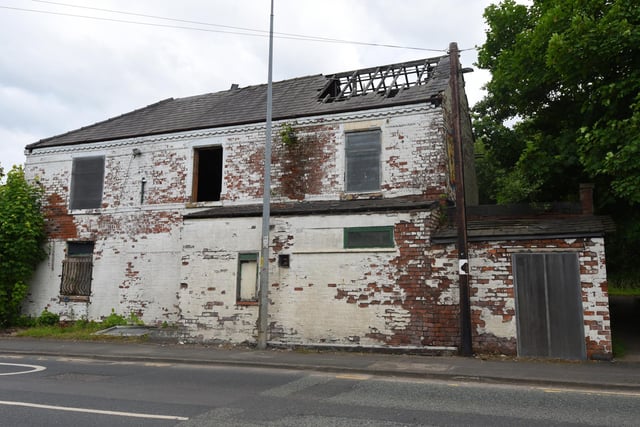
top-left (513, 253), bottom-right (586, 359)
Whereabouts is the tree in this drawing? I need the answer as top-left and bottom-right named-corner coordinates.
top-left (0, 165), bottom-right (47, 327)
top-left (475, 0), bottom-right (640, 204)
top-left (474, 0), bottom-right (640, 280)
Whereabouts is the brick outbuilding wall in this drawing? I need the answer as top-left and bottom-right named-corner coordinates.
top-left (432, 236), bottom-right (611, 359)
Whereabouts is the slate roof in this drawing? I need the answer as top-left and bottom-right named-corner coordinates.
top-left (432, 216), bottom-right (616, 243)
top-left (27, 55), bottom-right (450, 150)
top-left (184, 197), bottom-right (439, 219)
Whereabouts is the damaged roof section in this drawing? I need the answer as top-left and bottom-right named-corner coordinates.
top-left (318, 57), bottom-right (444, 102)
top-left (27, 55), bottom-right (450, 150)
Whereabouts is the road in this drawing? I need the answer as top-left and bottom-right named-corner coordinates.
top-left (1, 355), bottom-right (639, 426)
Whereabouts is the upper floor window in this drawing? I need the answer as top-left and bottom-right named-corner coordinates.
top-left (193, 146), bottom-right (223, 202)
top-left (70, 156), bottom-right (105, 210)
top-left (345, 130), bottom-right (381, 193)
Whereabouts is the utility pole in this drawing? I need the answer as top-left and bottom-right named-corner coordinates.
top-left (449, 42), bottom-right (473, 357)
top-left (257, 0), bottom-right (274, 350)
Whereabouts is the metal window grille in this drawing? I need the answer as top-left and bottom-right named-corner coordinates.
top-left (60, 257), bottom-right (93, 296)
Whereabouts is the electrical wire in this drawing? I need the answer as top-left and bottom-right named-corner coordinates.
top-left (31, 0), bottom-right (449, 51)
top-left (0, 1), bottom-right (449, 53)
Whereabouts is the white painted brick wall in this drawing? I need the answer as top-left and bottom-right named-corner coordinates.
top-left (24, 105), bottom-right (447, 334)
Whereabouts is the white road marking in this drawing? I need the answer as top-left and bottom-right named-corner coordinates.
top-left (541, 387), bottom-right (640, 397)
top-left (0, 363), bottom-right (47, 376)
top-left (335, 373), bottom-right (370, 380)
top-left (0, 400), bottom-right (189, 420)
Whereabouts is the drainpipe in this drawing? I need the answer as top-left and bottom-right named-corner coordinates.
top-left (449, 42), bottom-right (473, 357)
top-left (257, 0), bottom-right (274, 350)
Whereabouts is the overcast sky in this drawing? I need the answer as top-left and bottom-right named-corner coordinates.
top-left (1, 0), bottom-right (503, 171)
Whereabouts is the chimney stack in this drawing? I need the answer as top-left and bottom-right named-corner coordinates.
top-left (579, 183), bottom-right (594, 215)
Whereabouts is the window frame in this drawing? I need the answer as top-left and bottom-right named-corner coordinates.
top-left (344, 226), bottom-right (395, 249)
top-left (60, 241), bottom-right (95, 298)
top-left (192, 146), bottom-right (223, 202)
top-left (69, 156), bottom-right (105, 210)
top-left (236, 252), bottom-right (259, 304)
top-left (345, 130), bottom-right (382, 193)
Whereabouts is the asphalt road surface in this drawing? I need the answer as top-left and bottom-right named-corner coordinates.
top-left (1, 355), bottom-right (638, 426)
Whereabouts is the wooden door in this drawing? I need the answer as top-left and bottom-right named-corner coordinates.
top-left (513, 253), bottom-right (586, 360)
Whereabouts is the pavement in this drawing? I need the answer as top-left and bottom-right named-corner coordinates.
top-left (1, 336), bottom-right (640, 392)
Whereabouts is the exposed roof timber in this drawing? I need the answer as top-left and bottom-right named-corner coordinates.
top-left (321, 58), bottom-right (439, 102)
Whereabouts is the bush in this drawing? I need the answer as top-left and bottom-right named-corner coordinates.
top-left (36, 310), bottom-right (60, 326)
top-left (0, 166), bottom-right (47, 327)
top-left (102, 310), bottom-right (128, 328)
top-left (15, 315), bottom-right (36, 328)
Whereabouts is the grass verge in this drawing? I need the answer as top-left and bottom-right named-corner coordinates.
top-left (608, 275), bottom-right (640, 296)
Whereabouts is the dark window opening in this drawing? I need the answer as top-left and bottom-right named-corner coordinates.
top-left (346, 130), bottom-right (381, 193)
top-left (278, 254), bottom-right (290, 268)
top-left (70, 156), bottom-right (105, 210)
top-left (193, 147), bottom-right (223, 202)
top-left (344, 226), bottom-right (394, 249)
top-left (61, 241), bottom-right (94, 297)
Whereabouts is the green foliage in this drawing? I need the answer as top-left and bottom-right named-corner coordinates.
top-left (15, 314), bottom-right (36, 328)
top-left (475, 0), bottom-right (640, 204)
top-left (279, 122), bottom-right (299, 146)
top-left (0, 166), bottom-right (47, 327)
top-left (612, 338), bottom-right (626, 358)
top-left (102, 310), bottom-right (129, 328)
top-left (474, 0), bottom-right (640, 278)
top-left (126, 312), bottom-right (144, 326)
top-left (36, 309), bottom-right (60, 326)
top-left (17, 320), bottom-right (115, 339)
top-left (101, 309), bottom-right (144, 328)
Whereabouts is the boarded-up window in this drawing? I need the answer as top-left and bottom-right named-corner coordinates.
top-left (60, 242), bottom-right (94, 297)
top-left (237, 253), bottom-right (258, 302)
top-left (193, 147), bottom-right (223, 202)
top-left (70, 156), bottom-right (105, 210)
top-left (345, 130), bottom-right (381, 192)
top-left (344, 226), bottom-right (394, 249)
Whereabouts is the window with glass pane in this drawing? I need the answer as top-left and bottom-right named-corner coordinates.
top-left (345, 130), bottom-right (381, 192)
top-left (344, 226), bottom-right (394, 249)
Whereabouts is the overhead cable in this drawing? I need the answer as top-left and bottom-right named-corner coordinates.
top-left (0, 2), bottom-right (449, 52)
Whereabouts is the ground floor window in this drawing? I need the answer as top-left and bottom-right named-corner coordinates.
top-left (237, 252), bottom-right (259, 303)
top-left (344, 226), bottom-right (394, 249)
top-left (60, 241), bottom-right (94, 297)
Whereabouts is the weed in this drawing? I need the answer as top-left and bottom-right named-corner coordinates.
top-left (101, 310), bottom-right (128, 328)
top-left (612, 338), bottom-right (626, 358)
top-left (36, 309), bottom-right (60, 326)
